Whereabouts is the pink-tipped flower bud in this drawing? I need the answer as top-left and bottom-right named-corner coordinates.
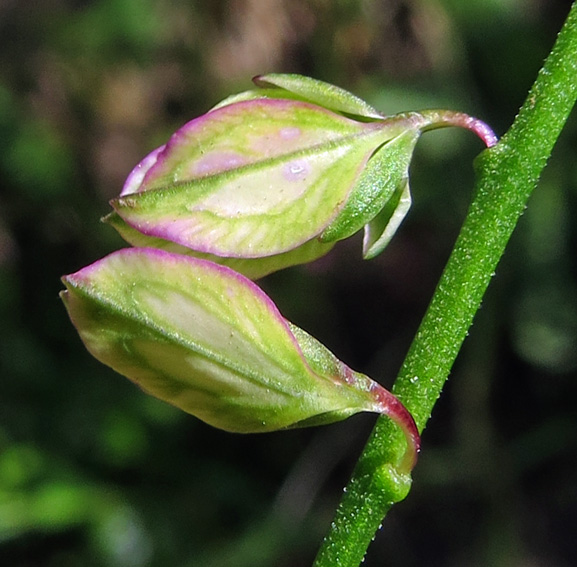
top-left (105, 74), bottom-right (496, 279)
top-left (61, 248), bottom-right (420, 470)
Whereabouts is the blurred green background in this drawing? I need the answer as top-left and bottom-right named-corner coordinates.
top-left (1, 1), bottom-right (576, 566)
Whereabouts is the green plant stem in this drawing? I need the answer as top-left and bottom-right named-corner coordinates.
top-left (312, 3), bottom-right (577, 566)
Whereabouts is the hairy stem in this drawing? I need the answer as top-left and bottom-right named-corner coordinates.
top-left (313, 3), bottom-right (577, 566)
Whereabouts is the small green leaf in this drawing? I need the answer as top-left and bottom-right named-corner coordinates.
top-left (320, 127), bottom-right (418, 244)
top-left (252, 73), bottom-right (384, 119)
top-left (363, 178), bottom-right (411, 259)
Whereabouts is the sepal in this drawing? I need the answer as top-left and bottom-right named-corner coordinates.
top-left (60, 247), bottom-right (419, 469)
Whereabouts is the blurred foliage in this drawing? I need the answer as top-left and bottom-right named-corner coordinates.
top-left (1, 1), bottom-right (576, 566)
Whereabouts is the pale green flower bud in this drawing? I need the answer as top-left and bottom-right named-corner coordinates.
top-left (61, 248), bottom-right (419, 471)
top-left (104, 74), bottom-right (496, 278)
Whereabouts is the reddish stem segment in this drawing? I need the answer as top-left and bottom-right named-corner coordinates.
top-left (420, 109), bottom-right (499, 148)
top-left (371, 384), bottom-right (421, 473)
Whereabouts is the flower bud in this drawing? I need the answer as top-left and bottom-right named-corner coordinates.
top-left (104, 74), bottom-right (496, 278)
top-left (61, 247), bottom-right (419, 470)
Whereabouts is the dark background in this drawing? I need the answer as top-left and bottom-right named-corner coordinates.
top-left (1, 1), bottom-right (576, 566)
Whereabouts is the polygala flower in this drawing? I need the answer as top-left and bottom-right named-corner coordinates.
top-left (104, 73), bottom-right (497, 279)
top-left (61, 248), bottom-right (420, 472)
top-left (63, 74), bottom-right (498, 475)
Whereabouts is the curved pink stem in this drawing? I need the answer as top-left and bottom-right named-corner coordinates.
top-left (420, 109), bottom-right (499, 148)
top-left (370, 383), bottom-right (421, 473)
